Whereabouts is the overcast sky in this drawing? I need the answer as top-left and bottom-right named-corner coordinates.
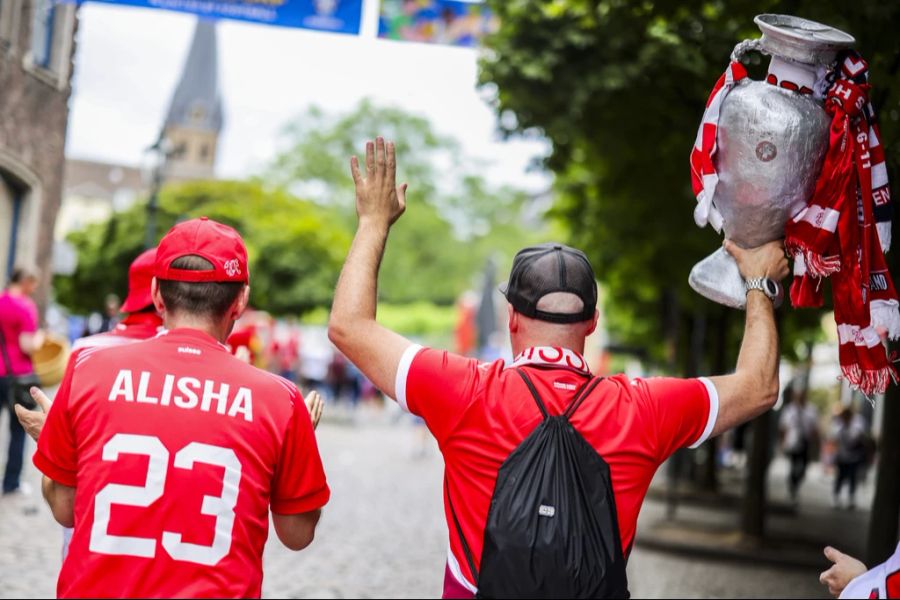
top-left (65, 0), bottom-right (551, 192)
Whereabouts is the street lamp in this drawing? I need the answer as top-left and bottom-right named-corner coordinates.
top-left (142, 136), bottom-right (182, 249)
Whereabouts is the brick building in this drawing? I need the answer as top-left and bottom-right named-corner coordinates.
top-left (0, 0), bottom-right (78, 309)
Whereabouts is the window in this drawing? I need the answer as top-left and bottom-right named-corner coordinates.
top-left (30, 0), bottom-right (54, 68)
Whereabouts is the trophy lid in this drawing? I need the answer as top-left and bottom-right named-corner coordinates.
top-left (754, 14), bottom-right (855, 65)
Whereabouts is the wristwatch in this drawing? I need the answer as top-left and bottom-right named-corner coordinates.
top-left (745, 277), bottom-right (784, 308)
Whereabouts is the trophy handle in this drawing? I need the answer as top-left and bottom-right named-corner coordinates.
top-left (689, 246), bottom-right (748, 309)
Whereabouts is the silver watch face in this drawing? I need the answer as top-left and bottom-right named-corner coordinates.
top-left (764, 279), bottom-right (779, 297)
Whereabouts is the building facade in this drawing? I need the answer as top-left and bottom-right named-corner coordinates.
top-left (0, 0), bottom-right (77, 307)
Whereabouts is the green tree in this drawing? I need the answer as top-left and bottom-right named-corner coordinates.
top-left (55, 180), bottom-right (349, 316)
top-left (266, 100), bottom-right (550, 304)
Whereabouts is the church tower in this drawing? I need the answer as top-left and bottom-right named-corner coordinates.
top-left (161, 19), bottom-right (223, 180)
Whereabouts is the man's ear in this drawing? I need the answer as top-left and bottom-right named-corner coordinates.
top-left (151, 277), bottom-right (166, 315)
top-left (585, 309), bottom-right (599, 336)
top-left (231, 285), bottom-right (250, 321)
top-left (508, 304), bottom-right (519, 333)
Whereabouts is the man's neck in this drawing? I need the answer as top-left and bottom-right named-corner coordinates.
top-left (164, 315), bottom-right (231, 343)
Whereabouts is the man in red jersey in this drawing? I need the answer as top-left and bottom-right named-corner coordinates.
top-left (25, 217), bottom-right (329, 598)
top-left (328, 138), bottom-right (789, 597)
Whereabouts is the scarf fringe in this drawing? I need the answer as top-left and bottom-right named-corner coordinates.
top-left (871, 300), bottom-right (900, 340)
top-left (841, 363), bottom-right (895, 397)
top-left (787, 243), bottom-right (842, 278)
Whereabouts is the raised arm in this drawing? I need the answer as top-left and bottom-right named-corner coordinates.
top-left (327, 137), bottom-right (413, 400)
top-left (708, 240), bottom-right (790, 438)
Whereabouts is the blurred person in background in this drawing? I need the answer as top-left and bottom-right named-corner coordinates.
top-left (779, 382), bottom-right (820, 506)
top-left (81, 293), bottom-right (121, 337)
top-left (0, 266), bottom-right (44, 496)
top-left (831, 404), bottom-right (867, 510)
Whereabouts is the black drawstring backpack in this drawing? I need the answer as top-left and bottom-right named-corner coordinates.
top-left (447, 368), bottom-right (629, 599)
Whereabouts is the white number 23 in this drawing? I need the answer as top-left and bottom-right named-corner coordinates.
top-left (90, 433), bottom-right (242, 566)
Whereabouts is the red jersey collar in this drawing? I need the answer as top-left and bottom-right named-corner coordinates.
top-left (509, 346), bottom-right (591, 375)
top-left (156, 327), bottom-right (231, 352)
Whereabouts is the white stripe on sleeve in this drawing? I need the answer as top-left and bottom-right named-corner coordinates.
top-left (393, 344), bottom-right (422, 413)
top-left (689, 377), bottom-right (720, 449)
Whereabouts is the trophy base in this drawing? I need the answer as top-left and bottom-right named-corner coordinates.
top-left (689, 247), bottom-right (747, 310)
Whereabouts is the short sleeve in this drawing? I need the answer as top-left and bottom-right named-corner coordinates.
top-left (395, 345), bottom-right (480, 444)
top-left (271, 390), bottom-right (330, 515)
top-left (33, 358), bottom-right (78, 486)
top-left (632, 376), bottom-right (718, 462)
top-left (21, 298), bottom-right (38, 334)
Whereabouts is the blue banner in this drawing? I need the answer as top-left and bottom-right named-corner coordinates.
top-left (378, 0), bottom-right (497, 47)
top-left (78, 0), bottom-right (363, 34)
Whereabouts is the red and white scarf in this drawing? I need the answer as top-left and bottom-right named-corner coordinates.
top-left (509, 346), bottom-right (591, 375)
top-left (689, 61), bottom-right (748, 232)
top-left (785, 51), bottom-right (899, 395)
top-left (692, 51), bottom-right (899, 396)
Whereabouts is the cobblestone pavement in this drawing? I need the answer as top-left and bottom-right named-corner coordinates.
top-left (0, 404), bottom-right (830, 598)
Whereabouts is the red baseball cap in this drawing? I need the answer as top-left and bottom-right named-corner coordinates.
top-left (120, 248), bottom-right (157, 313)
top-left (155, 217), bottom-right (249, 283)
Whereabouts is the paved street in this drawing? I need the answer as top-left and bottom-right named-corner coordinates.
top-left (1, 404), bottom-right (832, 598)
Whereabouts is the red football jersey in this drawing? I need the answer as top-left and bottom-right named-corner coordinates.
top-left (395, 345), bottom-right (717, 598)
top-left (35, 328), bottom-right (330, 598)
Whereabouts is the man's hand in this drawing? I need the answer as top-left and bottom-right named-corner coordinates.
top-left (305, 390), bottom-right (324, 430)
top-left (820, 546), bottom-right (867, 598)
top-left (14, 386), bottom-right (51, 442)
top-left (723, 239), bottom-right (790, 282)
top-left (350, 137), bottom-right (407, 228)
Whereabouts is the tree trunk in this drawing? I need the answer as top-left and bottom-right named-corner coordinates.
top-left (741, 412), bottom-right (771, 539)
top-left (741, 311), bottom-right (780, 539)
top-left (663, 289), bottom-right (682, 518)
top-left (700, 308), bottom-right (731, 492)
top-left (866, 382), bottom-right (900, 565)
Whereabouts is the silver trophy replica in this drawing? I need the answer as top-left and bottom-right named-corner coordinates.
top-left (688, 14), bottom-right (855, 309)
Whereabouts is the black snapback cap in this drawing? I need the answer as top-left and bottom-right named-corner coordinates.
top-left (499, 242), bottom-right (598, 324)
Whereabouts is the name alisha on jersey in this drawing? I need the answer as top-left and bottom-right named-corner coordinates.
top-left (107, 369), bottom-right (254, 422)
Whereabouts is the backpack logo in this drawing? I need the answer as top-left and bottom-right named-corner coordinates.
top-left (538, 505), bottom-right (556, 518)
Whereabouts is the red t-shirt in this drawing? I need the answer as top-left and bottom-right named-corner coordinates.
top-left (395, 345), bottom-right (718, 598)
top-left (70, 311), bottom-right (164, 359)
top-left (35, 328), bottom-right (330, 598)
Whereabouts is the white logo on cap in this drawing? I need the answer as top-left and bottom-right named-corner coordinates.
top-left (224, 259), bottom-right (241, 277)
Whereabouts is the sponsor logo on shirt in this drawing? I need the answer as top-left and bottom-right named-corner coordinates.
top-left (178, 346), bottom-right (202, 355)
top-left (553, 381), bottom-right (577, 391)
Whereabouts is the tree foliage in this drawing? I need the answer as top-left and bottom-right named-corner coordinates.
top-left (56, 101), bottom-right (547, 314)
top-left (480, 0), bottom-right (900, 372)
top-left (267, 100), bottom-right (549, 305)
top-left (55, 180), bottom-right (349, 315)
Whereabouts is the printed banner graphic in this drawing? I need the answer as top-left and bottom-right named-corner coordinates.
top-left (76, 0), bottom-right (363, 34)
top-left (378, 0), bottom-right (497, 47)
